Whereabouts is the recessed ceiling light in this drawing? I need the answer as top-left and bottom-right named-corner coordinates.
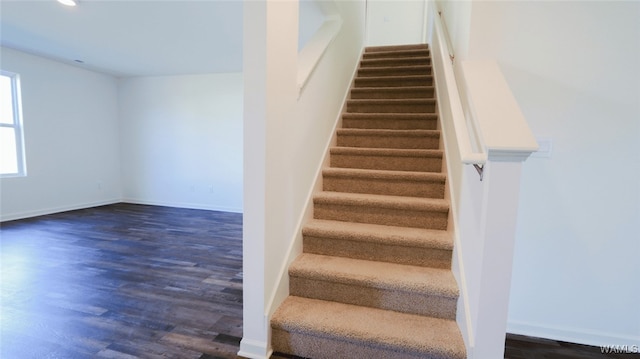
top-left (57, 0), bottom-right (78, 7)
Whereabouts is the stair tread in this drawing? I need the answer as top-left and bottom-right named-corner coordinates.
top-left (348, 98), bottom-right (436, 104)
top-left (314, 191), bottom-right (449, 211)
top-left (360, 56), bottom-right (431, 65)
top-left (356, 74), bottom-right (432, 81)
top-left (351, 85), bottom-right (435, 91)
top-left (342, 112), bottom-right (437, 119)
top-left (363, 48), bottom-right (430, 57)
top-left (337, 128), bottom-right (439, 137)
top-left (303, 218), bottom-right (452, 249)
top-left (330, 146), bottom-right (443, 157)
top-left (272, 296), bottom-right (465, 359)
top-left (291, 253), bottom-right (458, 297)
top-left (358, 64), bottom-right (431, 73)
top-left (323, 167), bottom-right (445, 181)
top-left (365, 44), bottom-right (429, 52)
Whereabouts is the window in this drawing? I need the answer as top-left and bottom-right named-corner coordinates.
top-left (1, 71), bottom-right (26, 177)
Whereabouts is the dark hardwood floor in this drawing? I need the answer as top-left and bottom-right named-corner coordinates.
top-left (273, 334), bottom-right (636, 359)
top-left (0, 203), bottom-right (243, 359)
top-left (504, 333), bottom-right (637, 359)
top-left (1, 203), bottom-right (632, 358)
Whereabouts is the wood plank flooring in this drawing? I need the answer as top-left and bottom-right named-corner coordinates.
top-left (1, 203), bottom-right (630, 358)
top-left (504, 333), bottom-right (637, 359)
top-left (0, 203), bottom-right (243, 359)
top-left (273, 334), bottom-right (635, 359)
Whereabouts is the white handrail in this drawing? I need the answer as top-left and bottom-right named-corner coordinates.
top-left (432, 9), bottom-right (487, 174)
top-left (437, 11), bottom-right (455, 65)
top-left (297, 15), bottom-right (343, 96)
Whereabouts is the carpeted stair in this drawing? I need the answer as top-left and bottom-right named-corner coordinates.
top-left (271, 44), bottom-right (466, 359)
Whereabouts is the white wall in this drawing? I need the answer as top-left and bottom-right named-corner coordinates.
top-left (436, 0), bottom-right (471, 61)
top-left (0, 47), bottom-right (121, 221)
top-left (298, 0), bottom-right (327, 50)
top-left (118, 73), bottom-right (243, 213)
top-left (241, 1), bottom-right (366, 357)
top-left (366, 0), bottom-right (427, 46)
top-left (0, 47), bottom-right (244, 219)
top-left (439, 0), bottom-right (640, 347)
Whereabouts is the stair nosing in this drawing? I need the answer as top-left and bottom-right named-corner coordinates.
top-left (322, 167), bottom-right (445, 181)
top-left (355, 74), bottom-right (432, 81)
top-left (342, 113), bottom-right (437, 119)
top-left (330, 147), bottom-right (443, 158)
top-left (337, 128), bottom-right (439, 135)
top-left (358, 64), bottom-right (431, 71)
top-left (347, 98), bottom-right (436, 104)
top-left (360, 55), bottom-right (431, 62)
top-left (365, 44), bottom-right (429, 51)
top-left (351, 85), bottom-right (435, 92)
top-left (363, 48), bottom-right (430, 56)
top-left (303, 218), bottom-right (452, 250)
top-left (314, 191), bottom-right (449, 212)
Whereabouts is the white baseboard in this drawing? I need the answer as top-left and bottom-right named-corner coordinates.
top-left (121, 198), bottom-right (242, 213)
top-left (238, 338), bottom-right (273, 359)
top-left (507, 320), bottom-right (640, 347)
top-left (1, 198), bottom-right (242, 223)
top-left (0, 199), bottom-right (121, 222)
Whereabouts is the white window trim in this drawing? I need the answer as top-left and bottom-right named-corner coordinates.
top-left (1, 70), bottom-right (26, 178)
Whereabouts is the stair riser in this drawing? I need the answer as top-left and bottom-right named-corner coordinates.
top-left (323, 176), bottom-right (445, 198)
top-left (342, 117), bottom-right (438, 130)
top-left (357, 67), bottom-right (432, 78)
top-left (330, 154), bottom-right (442, 172)
top-left (290, 277), bottom-right (457, 319)
top-left (304, 235), bottom-right (452, 268)
top-left (272, 329), bottom-right (431, 359)
top-left (350, 88), bottom-right (435, 100)
top-left (337, 134), bottom-right (440, 149)
top-left (360, 58), bottom-right (432, 68)
top-left (355, 77), bottom-right (432, 88)
top-left (347, 102), bottom-right (436, 114)
top-left (313, 202), bottom-right (448, 230)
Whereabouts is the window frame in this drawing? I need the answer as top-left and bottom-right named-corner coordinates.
top-left (0, 70), bottom-right (26, 178)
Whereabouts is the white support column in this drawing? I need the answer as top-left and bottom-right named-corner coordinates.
top-left (240, 1), bottom-right (299, 358)
top-left (240, 1), bottom-right (269, 357)
top-left (472, 156), bottom-right (528, 358)
top-left (455, 61), bottom-right (539, 358)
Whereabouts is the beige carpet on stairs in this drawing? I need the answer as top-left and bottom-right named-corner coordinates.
top-left (271, 43), bottom-right (466, 359)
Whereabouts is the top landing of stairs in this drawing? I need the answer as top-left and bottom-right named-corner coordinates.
top-left (363, 44), bottom-right (429, 59)
top-left (365, 44), bottom-right (429, 53)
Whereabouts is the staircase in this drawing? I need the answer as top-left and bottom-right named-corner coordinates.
top-left (271, 44), bottom-right (466, 359)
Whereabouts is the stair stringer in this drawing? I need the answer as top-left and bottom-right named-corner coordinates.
top-left (430, 6), bottom-right (475, 356)
top-left (436, 98), bottom-right (475, 358)
top-left (263, 47), bottom-right (365, 339)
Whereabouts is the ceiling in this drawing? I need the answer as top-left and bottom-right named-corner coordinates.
top-left (0, 0), bottom-right (244, 77)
